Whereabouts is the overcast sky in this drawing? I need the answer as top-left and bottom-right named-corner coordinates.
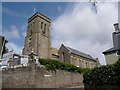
top-left (1, 2), bottom-right (118, 65)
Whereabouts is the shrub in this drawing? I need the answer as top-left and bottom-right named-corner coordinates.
top-left (39, 58), bottom-right (90, 73)
top-left (83, 59), bottom-right (120, 86)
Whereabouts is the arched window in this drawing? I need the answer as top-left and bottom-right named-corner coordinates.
top-left (41, 22), bottom-right (43, 29)
top-left (79, 60), bottom-right (81, 67)
top-left (62, 52), bottom-right (65, 62)
top-left (86, 62), bottom-right (87, 68)
top-left (91, 63), bottom-right (92, 68)
top-left (42, 24), bottom-right (46, 34)
top-left (44, 24), bottom-right (46, 30)
top-left (30, 30), bottom-right (32, 35)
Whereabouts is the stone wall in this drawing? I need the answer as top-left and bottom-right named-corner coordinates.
top-left (22, 12), bottom-right (52, 59)
top-left (58, 44), bottom-right (98, 68)
top-left (2, 64), bottom-right (83, 88)
top-left (58, 44), bottom-right (71, 64)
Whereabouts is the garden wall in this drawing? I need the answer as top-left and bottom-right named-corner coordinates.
top-left (2, 63), bottom-right (84, 88)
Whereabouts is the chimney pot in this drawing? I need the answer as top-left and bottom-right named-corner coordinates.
top-left (114, 23), bottom-right (119, 32)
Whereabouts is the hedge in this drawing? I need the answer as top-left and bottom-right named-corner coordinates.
top-left (83, 59), bottom-right (120, 86)
top-left (39, 58), bottom-right (90, 73)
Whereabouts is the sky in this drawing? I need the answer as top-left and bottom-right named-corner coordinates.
top-left (0, 1), bottom-right (2, 35)
top-left (1, 2), bottom-right (118, 65)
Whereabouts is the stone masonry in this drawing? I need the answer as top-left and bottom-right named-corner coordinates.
top-left (22, 12), bottom-right (52, 59)
top-left (2, 63), bottom-right (84, 88)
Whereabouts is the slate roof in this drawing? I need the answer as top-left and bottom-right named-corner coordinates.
top-left (103, 47), bottom-right (119, 54)
top-left (66, 46), bottom-right (96, 61)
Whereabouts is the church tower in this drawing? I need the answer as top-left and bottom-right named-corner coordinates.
top-left (22, 12), bottom-right (51, 58)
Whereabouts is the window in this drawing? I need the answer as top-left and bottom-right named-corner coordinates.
top-left (29, 37), bottom-right (31, 40)
top-left (42, 30), bottom-right (45, 34)
top-left (42, 24), bottom-right (46, 34)
top-left (41, 22), bottom-right (43, 29)
top-left (44, 24), bottom-right (46, 30)
top-left (79, 60), bottom-right (81, 67)
top-left (91, 63), bottom-right (92, 68)
top-left (85, 62), bottom-right (87, 68)
top-left (31, 23), bottom-right (32, 27)
top-left (116, 51), bottom-right (120, 56)
top-left (30, 30), bottom-right (32, 35)
top-left (74, 58), bottom-right (76, 65)
top-left (70, 56), bottom-right (73, 64)
top-left (62, 52), bottom-right (65, 62)
top-left (41, 22), bottom-right (46, 34)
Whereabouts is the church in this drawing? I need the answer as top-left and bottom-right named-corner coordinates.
top-left (22, 12), bottom-right (100, 68)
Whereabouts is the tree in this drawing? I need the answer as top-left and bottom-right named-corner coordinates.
top-left (2, 39), bottom-right (8, 56)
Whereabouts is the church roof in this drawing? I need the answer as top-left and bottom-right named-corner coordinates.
top-left (66, 46), bottom-right (96, 61)
top-left (28, 12), bottom-right (51, 23)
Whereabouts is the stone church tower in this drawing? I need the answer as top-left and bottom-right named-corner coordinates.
top-left (22, 12), bottom-right (51, 58)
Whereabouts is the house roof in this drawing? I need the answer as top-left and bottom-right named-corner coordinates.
top-left (51, 48), bottom-right (59, 56)
top-left (103, 47), bottom-right (119, 54)
top-left (66, 46), bottom-right (96, 61)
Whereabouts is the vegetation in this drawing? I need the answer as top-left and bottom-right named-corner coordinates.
top-left (39, 58), bottom-right (120, 86)
top-left (83, 59), bottom-right (120, 86)
top-left (39, 58), bottom-right (90, 73)
top-left (2, 39), bottom-right (8, 55)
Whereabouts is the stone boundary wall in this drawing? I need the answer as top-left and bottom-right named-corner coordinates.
top-left (2, 64), bottom-right (83, 88)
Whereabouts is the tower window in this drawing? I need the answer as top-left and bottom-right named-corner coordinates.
top-left (44, 24), bottom-right (46, 30)
top-left (41, 22), bottom-right (43, 29)
top-left (42, 30), bottom-right (45, 34)
top-left (42, 24), bottom-right (46, 34)
top-left (30, 30), bottom-right (32, 35)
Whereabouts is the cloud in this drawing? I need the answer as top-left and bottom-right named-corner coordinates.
top-left (2, 7), bottom-right (27, 18)
top-left (3, 25), bottom-right (21, 39)
top-left (20, 23), bottom-right (27, 38)
top-left (0, 2), bottom-right (2, 35)
top-left (2, 23), bottom-right (26, 55)
top-left (6, 42), bottom-right (22, 54)
top-left (22, 31), bottom-right (26, 38)
top-left (57, 6), bottom-right (62, 11)
top-left (51, 2), bottom-right (118, 65)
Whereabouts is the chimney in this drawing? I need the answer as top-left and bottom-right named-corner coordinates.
top-left (113, 23), bottom-right (120, 50)
top-left (114, 23), bottom-right (119, 33)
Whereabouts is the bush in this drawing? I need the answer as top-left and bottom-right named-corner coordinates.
top-left (83, 59), bottom-right (120, 86)
top-left (39, 58), bottom-right (90, 73)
